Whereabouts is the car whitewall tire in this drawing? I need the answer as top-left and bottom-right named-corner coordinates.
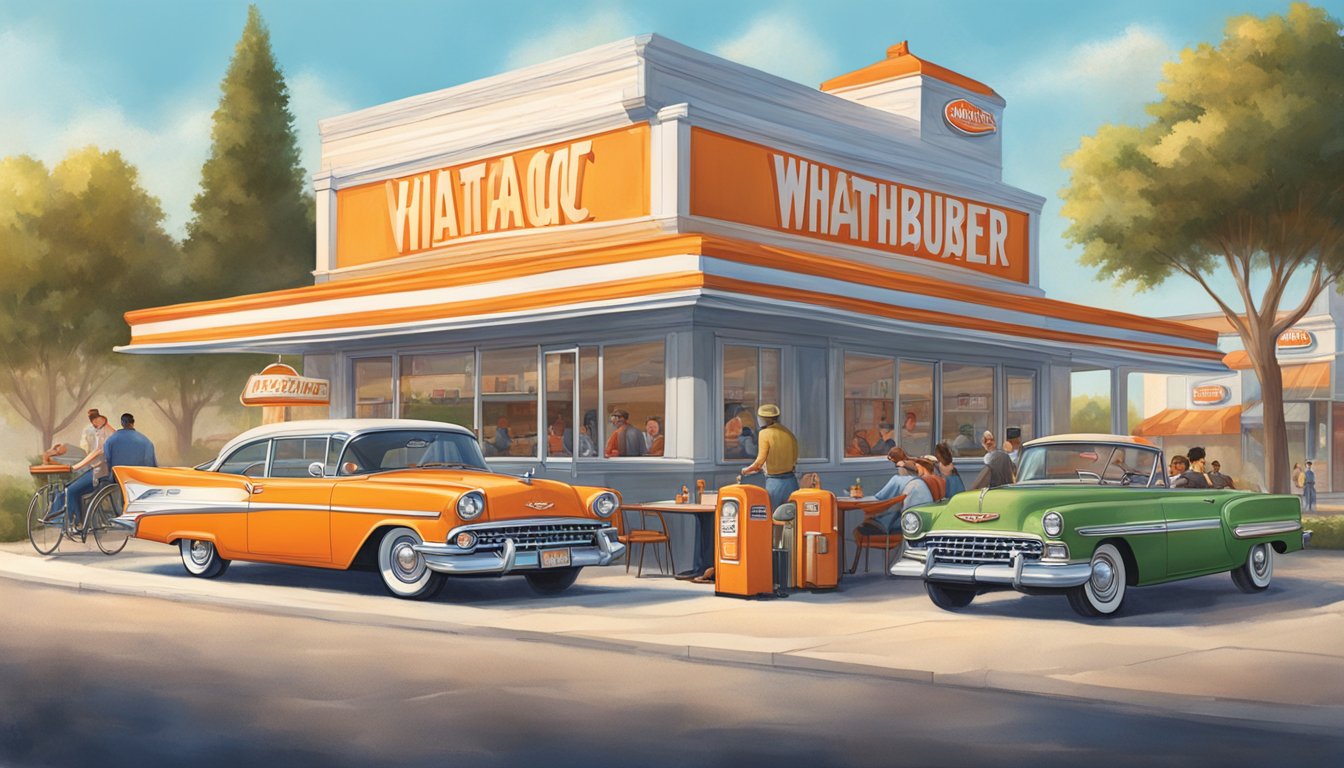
top-left (377, 527), bottom-right (446, 600)
top-left (1231, 542), bottom-right (1274, 593)
top-left (1068, 542), bottom-right (1126, 618)
top-left (179, 539), bottom-right (230, 579)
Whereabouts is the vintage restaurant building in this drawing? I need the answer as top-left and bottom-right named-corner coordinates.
top-left (120, 35), bottom-right (1226, 499)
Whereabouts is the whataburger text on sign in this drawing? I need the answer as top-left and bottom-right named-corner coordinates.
top-left (690, 129), bottom-right (1030, 283)
top-left (333, 125), bottom-right (650, 268)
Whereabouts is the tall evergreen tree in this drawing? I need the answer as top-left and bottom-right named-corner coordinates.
top-left (129, 4), bottom-right (314, 462)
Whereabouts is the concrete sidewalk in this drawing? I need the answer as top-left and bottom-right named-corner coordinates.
top-left (2, 539), bottom-right (1342, 730)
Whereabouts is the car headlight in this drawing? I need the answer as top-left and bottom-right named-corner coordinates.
top-left (901, 511), bottom-right (922, 536)
top-left (1042, 511), bottom-right (1063, 538)
top-left (457, 490), bottom-right (485, 520)
top-left (591, 491), bottom-right (619, 518)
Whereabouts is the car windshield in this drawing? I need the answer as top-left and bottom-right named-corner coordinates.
top-left (339, 430), bottom-right (489, 475)
top-left (1017, 443), bottom-right (1161, 486)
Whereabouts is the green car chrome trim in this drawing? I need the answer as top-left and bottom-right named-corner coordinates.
top-left (1166, 518), bottom-right (1222, 532)
top-left (1234, 520), bottom-right (1303, 539)
top-left (1075, 521), bottom-right (1166, 537)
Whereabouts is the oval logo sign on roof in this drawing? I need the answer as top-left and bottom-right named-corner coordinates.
top-left (1277, 329), bottom-right (1314, 350)
top-left (1192, 385), bottom-right (1229, 405)
top-left (944, 99), bottom-right (997, 136)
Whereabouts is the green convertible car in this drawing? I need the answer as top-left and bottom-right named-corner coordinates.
top-left (890, 434), bottom-right (1310, 617)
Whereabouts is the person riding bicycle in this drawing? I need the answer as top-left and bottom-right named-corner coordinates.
top-left (47, 409), bottom-right (116, 525)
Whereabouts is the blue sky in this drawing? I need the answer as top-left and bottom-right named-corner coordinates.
top-left (2, 0), bottom-right (1340, 320)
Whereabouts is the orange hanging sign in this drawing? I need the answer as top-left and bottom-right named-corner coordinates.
top-left (1191, 385), bottom-right (1229, 405)
top-left (943, 99), bottom-right (997, 136)
top-left (241, 363), bottom-right (331, 407)
top-left (1277, 329), bottom-right (1313, 349)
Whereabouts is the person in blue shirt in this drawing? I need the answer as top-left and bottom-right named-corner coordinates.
top-left (104, 413), bottom-right (158, 473)
top-left (860, 448), bottom-right (936, 533)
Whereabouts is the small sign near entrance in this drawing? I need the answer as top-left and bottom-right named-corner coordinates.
top-left (241, 363), bottom-right (331, 407)
top-left (1192, 385), bottom-right (1230, 405)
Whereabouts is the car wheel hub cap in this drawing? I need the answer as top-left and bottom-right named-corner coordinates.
top-left (1091, 560), bottom-right (1115, 594)
top-left (1253, 546), bottom-right (1268, 576)
top-left (191, 542), bottom-right (210, 565)
top-left (395, 542), bottom-right (419, 572)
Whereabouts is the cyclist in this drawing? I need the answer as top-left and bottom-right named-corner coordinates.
top-left (47, 409), bottom-right (116, 526)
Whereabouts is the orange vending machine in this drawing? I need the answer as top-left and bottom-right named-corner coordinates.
top-left (714, 484), bottom-right (775, 598)
top-left (789, 488), bottom-right (840, 590)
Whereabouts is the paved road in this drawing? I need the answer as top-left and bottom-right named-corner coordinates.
top-left (0, 580), bottom-right (1339, 768)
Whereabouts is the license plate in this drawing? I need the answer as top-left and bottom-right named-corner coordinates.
top-left (540, 548), bottom-right (571, 568)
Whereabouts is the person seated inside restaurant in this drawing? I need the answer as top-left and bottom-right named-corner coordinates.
top-left (859, 453), bottom-right (938, 534)
top-left (871, 422), bottom-right (896, 455)
top-left (644, 416), bottom-right (664, 457)
top-left (724, 404), bottom-right (747, 459)
top-left (846, 429), bottom-right (872, 457)
top-left (950, 423), bottom-right (978, 455)
top-left (606, 408), bottom-right (644, 457)
top-left (547, 416), bottom-right (569, 457)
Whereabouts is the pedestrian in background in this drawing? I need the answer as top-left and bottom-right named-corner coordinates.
top-left (1303, 461), bottom-right (1317, 512)
top-left (1208, 460), bottom-right (1236, 489)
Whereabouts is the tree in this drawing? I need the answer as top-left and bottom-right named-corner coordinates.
top-left (128, 4), bottom-right (315, 463)
top-left (0, 149), bottom-right (177, 451)
top-left (1062, 3), bottom-right (1344, 494)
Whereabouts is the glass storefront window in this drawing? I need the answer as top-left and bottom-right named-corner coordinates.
top-left (578, 347), bottom-right (600, 458)
top-left (899, 360), bottom-right (934, 457)
top-left (942, 363), bottom-right (996, 457)
top-left (722, 345), bottom-right (785, 461)
top-left (544, 351), bottom-right (576, 459)
top-left (795, 347), bottom-right (828, 460)
top-left (603, 341), bottom-right (665, 458)
top-left (353, 357), bottom-right (393, 418)
top-left (480, 347), bottom-right (538, 458)
top-left (399, 352), bottom-right (475, 428)
top-left (843, 353), bottom-right (894, 458)
top-left (1007, 370), bottom-right (1037, 443)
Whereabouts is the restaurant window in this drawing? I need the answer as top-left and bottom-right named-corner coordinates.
top-left (795, 347), bottom-right (828, 460)
top-left (1007, 369), bottom-right (1037, 443)
top-left (544, 351), bottom-right (577, 459)
top-left (353, 357), bottom-right (393, 418)
top-left (399, 352), bottom-right (475, 429)
top-left (843, 353), bottom-right (894, 458)
top-left (942, 363), bottom-right (997, 457)
top-left (603, 341), bottom-right (666, 458)
top-left (480, 347), bottom-right (538, 458)
top-left (899, 360), bottom-right (934, 457)
top-left (722, 344), bottom-right (782, 461)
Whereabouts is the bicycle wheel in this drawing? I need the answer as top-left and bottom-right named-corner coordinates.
top-left (90, 484), bottom-right (129, 555)
top-left (27, 484), bottom-right (63, 555)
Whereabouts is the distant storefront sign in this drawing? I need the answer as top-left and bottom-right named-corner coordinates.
top-left (943, 99), bottom-right (997, 136)
top-left (1191, 384), bottom-right (1230, 405)
top-left (241, 363), bottom-right (331, 407)
top-left (1277, 329), bottom-right (1314, 350)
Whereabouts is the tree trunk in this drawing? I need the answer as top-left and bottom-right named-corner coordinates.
top-left (1251, 352), bottom-right (1290, 495)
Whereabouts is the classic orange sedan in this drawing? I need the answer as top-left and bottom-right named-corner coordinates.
top-left (111, 419), bottom-right (625, 599)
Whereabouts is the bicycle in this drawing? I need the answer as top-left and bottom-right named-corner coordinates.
top-left (27, 475), bottom-right (129, 556)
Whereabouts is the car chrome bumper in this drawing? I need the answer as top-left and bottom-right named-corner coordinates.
top-left (413, 527), bottom-right (624, 575)
top-left (1304, 530), bottom-right (1313, 548)
top-left (890, 550), bottom-right (1093, 589)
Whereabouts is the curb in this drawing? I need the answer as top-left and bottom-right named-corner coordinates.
top-left (1, 554), bottom-right (1341, 733)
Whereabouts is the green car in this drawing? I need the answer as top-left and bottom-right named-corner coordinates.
top-left (890, 434), bottom-right (1310, 617)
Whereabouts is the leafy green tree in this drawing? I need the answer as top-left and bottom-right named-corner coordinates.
top-left (0, 149), bottom-right (177, 451)
top-left (129, 4), bottom-right (315, 462)
top-left (1062, 3), bottom-right (1344, 493)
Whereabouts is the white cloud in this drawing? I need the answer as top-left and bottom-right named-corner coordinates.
top-left (0, 23), bottom-right (346, 238)
top-left (504, 8), bottom-right (637, 69)
top-left (1010, 24), bottom-right (1174, 109)
top-left (712, 14), bottom-right (837, 86)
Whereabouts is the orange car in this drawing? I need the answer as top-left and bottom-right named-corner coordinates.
top-left (112, 419), bottom-right (625, 599)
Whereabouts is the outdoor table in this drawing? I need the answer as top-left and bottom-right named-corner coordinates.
top-left (621, 501), bottom-right (716, 580)
top-left (835, 495), bottom-right (894, 578)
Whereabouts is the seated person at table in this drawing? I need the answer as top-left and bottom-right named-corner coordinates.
top-left (723, 405), bottom-right (749, 459)
top-left (644, 416), bottom-right (664, 457)
top-left (871, 422), bottom-right (896, 455)
top-left (858, 454), bottom-right (937, 534)
top-left (934, 442), bottom-right (965, 498)
top-left (846, 430), bottom-right (872, 457)
top-left (606, 408), bottom-right (644, 457)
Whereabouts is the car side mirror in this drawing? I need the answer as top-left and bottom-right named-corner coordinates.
top-left (308, 462), bottom-right (325, 478)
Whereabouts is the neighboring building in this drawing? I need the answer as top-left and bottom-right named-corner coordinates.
top-left (119, 35), bottom-right (1224, 500)
top-left (1138, 291), bottom-right (1339, 492)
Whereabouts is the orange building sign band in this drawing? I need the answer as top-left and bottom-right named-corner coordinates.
top-left (690, 128), bottom-right (1031, 283)
top-left (335, 124), bottom-right (650, 268)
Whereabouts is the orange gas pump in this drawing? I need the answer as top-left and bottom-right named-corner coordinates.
top-left (714, 484), bottom-right (774, 598)
top-left (789, 488), bottom-right (840, 590)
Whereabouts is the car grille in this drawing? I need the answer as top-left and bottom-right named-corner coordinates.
top-left (915, 534), bottom-right (1043, 566)
top-left (472, 521), bottom-right (605, 552)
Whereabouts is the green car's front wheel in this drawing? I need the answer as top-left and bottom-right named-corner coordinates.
top-left (1068, 543), bottom-right (1127, 618)
top-left (925, 581), bottom-right (976, 611)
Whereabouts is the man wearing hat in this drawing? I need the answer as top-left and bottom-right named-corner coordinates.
top-left (741, 403), bottom-right (799, 511)
top-left (1004, 427), bottom-right (1024, 466)
top-left (604, 408), bottom-right (644, 457)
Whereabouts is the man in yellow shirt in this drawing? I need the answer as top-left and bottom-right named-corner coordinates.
top-left (742, 403), bottom-right (799, 510)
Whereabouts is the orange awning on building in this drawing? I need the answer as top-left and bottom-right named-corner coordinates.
top-left (1132, 405), bottom-right (1243, 437)
top-left (1220, 351), bottom-right (1330, 399)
